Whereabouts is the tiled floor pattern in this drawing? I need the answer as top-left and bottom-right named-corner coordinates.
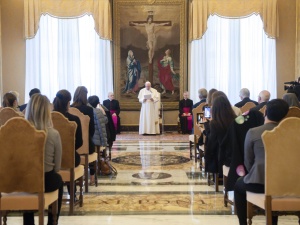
top-left (6, 135), bottom-right (299, 224)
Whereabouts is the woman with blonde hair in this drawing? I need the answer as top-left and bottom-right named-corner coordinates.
top-left (24, 94), bottom-right (63, 225)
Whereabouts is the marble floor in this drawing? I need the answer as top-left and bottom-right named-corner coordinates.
top-left (6, 134), bottom-right (299, 224)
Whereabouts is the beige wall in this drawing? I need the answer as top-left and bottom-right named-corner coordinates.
top-left (0, 1), bottom-right (297, 124)
top-left (1, 0), bottom-right (26, 104)
top-left (276, 0), bottom-right (297, 99)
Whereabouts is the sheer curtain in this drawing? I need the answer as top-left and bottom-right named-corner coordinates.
top-left (190, 15), bottom-right (276, 105)
top-left (25, 15), bottom-right (113, 103)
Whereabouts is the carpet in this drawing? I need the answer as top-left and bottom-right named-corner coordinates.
top-left (115, 132), bottom-right (189, 142)
top-left (61, 193), bottom-right (231, 216)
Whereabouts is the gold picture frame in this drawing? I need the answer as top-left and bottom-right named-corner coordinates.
top-left (113, 0), bottom-right (187, 110)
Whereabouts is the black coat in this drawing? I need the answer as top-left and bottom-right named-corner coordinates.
top-left (220, 110), bottom-right (264, 191)
top-left (234, 97), bottom-right (258, 108)
top-left (103, 99), bottom-right (120, 115)
top-left (179, 99), bottom-right (193, 115)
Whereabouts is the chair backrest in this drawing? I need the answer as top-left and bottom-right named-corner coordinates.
top-left (0, 107), bottom-right (23, 126)
top-left (262, 117), bottom-right (300, 196)
top-left (284, 106), bottom-right (300, 118)
top-left (259, 105), bottom-right (266, 115)
top-left (68, 107), bottom-right (90, 155)
top-left (192, 102), bottom-right (206, 136)
top-left (0, 118), bottom-right (46, 193)
top-left (51, 112), bottom-right (77, 169)
top-left (240, 102), bottom-right (256, 113)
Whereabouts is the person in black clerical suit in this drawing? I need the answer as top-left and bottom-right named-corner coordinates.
top-left (234, 88), bottom-right (258, 108)
top-left (103, 92), bottom-right (121, 134)
top-left (179, 91), bottom-right (193, 134)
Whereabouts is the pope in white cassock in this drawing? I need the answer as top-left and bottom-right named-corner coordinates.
top-left (138, 81), bottom-right (160, 135)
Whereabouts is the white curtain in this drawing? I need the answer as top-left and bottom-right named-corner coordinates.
top-left (190, 15), bottom-right (277, 105)
top-left (25, 15), bottom-right (113, 103)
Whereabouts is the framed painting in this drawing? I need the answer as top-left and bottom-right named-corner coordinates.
top-left (113, 0), bottom-right (187, 110)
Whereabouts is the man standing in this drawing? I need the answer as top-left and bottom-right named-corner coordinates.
top-left (235, 88), bottom-right (258, 108)
top-left (103, 92), bottom-right (121, 134)
top-left (138, 81), bottom-right (160, 135)
top-left (250, 90), bottom-right (270, 112)
top-left (234, 99), bottom-right (289, 225)
top-left (179, 91), bottom-right (193, 134)
top-left (193, 88), bottom-right (207, 109)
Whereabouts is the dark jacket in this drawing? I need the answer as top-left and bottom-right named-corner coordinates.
top-left (193, 99), bottom-right (206, 109)
top-left (220, 110), bottom-right (264, 191)
top-left (103, 99), bottom-right (120, 115)
top-left (234, 97), bottom-right (258, 108)
top-left (179, 99), bottom-right (193, 115)
top-left (250, 101), bottom-right (267, 112)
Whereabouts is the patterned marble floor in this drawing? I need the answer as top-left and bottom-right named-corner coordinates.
top-left (6, 134), bottom-right (299, 224)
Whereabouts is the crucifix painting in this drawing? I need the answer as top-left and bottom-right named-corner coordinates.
top-left (129, 13), bottom-right (172, 86)
top-left (113, 0), bottom-right (187, 110)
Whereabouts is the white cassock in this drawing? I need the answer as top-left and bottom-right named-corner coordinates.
top-left (138, 87), bottom-right (160, 134)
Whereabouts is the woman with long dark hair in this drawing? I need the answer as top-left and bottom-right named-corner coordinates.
top-left (204, 92), bottom-right (236, 174)
top-left (71, 86), bottom-right (96, 184)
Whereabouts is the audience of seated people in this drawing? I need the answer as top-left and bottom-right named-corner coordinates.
top-left (234, 99), bottom-right (289, 225)
top-left (193, 88), bottom-right (207, 109)
top-left (203, 91), bottom-right (236, 176)
top-left (23, 93), bottom-right (63, 225)
top-left (179, 91), bottom-right (193, 134)
top-left (283, 93), bottom-right (300, 108)
top-left (2, 92), bottom-right (23, 115)
top-left (250, 90), bottom-right (270, 111)
top-left (103, 92), bottom-right (121, 134)
top-left (20, 88), bottom-right (41, 112)
top-left (235, 88), bottom-right (258, 108)
top-left (71, 86), bottom-right (96, 185)
top-left (212, 91), bottom-right (242, 116)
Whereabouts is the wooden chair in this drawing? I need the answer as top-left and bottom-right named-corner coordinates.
top-left (0, 118), bottom-right (58, 225)
top-left (223, 165), bottom-right (235, 211)
top-left (240, 102), bottom-right (256, 113)
top-left (284, 106), bottom-right (300, 118)
top-left (247, 117), bottom-right (300, 225)
top-left (190, 102), bottom-right (206, 164)
top-left (69, 108), bottom-right (98, 193)
top-left (51, 112), bottom-right (84, 215)
top-left (0, 107), bottom-right (23, 126)
top-left (259, 105), bottom-right (266, 115)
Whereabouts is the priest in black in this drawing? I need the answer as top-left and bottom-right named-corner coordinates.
top-left (103, 92), bottom-right (121, 134)
top-left (179, 91), bottom-right (193, 134)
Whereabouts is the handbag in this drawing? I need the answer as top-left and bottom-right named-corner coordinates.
top-left (99, 157), bottom-right (117, 175)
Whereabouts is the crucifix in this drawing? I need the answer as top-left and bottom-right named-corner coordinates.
top-left (129, 12), bottom-right (172, 84)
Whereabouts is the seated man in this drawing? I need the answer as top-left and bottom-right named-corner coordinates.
top-left (103, 92), bottom-right (121, 134)
top-left (193, 88), bottom-right (207, 109)
top-left (19, 88), bottom-right (41, 112)
top-left (234, 99), bottom-right (289, 225)
top-left (179, 91), bottom-right (193, 134)
top-left (235, 88), bottom-right (258, 108)
top-left (250, 90), bottom-right (270, 112)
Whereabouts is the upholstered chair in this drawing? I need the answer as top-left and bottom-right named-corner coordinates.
top-left (240, 102), bottom-right (256, 113)
top-left (0, 107), bottom-right (23, 126)
top-left (259, 105), bottom-right (267, 115)
top-left (190, 102), bottom-right (206, 164)
top-left (51, 112), bottom-right (84, 215)
top-left (284, 106), bottom-right (300, 118)
top-left (0, 118), bottom-right (58, 225)
top-left (68, 108), bottom-right (98, 193)
top-left (247, 117), bottom-right (300, 225)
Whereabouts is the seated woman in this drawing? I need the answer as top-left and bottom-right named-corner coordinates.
top-left (88, 95), bottom-right (108, 150)
top-left (71, 86), bottom-right (96, 185)
top-left (23, 94), bottom-right (63, 225)
top-left (53, 89), bottom-right (83, 166)
top-left (204, 92), bottom-right (236, 175)
top-left (2, 92), bottom-right (24, 115)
